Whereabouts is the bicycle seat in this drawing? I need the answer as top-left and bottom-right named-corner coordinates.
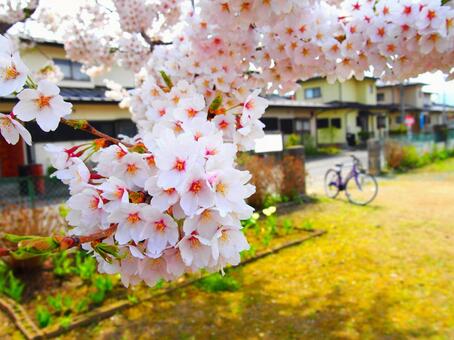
top-left (335, 163), bottom-right (343, 167)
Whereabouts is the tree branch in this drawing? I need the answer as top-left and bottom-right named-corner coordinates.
top-left (0, 224), bottom-right (118, 258)
top-left (140, 31), bottom-right (172, 52)
top-left (0, 2), bottom-right (40, 35)
top-left (60, 118), bottom-right (133, 147)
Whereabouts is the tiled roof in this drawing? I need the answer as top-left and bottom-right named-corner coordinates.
top-left (59, 87), bottom-right (118, 103)
top-left (1, 87), bottom-right (118, 104)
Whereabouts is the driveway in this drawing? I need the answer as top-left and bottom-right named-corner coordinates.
top-left (305, 150), bottom-right (368, 194)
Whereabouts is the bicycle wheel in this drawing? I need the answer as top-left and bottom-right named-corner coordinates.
top-left (345, 173), bottom-right (378, 205)
top-left (324, 169), bottom-right (340, 199)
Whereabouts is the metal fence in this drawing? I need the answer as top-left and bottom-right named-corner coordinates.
top-left (0, 176), bottom-right (69, 209)
top-left (387, 130), bottom-right (454, 153)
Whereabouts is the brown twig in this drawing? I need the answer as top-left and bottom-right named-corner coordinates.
top-left (54, 224), bottom-right (118, 250)
top-left (0, 224), bottom-right (118, 258)
top-left (140, 31), bottom-right (172, 52)
top-left (0, 3), bottom-right (39, 35)
top-left (60, 118), bottom-right (133, 147)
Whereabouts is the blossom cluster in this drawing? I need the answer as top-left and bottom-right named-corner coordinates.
top-left (1, 33), bottom-right (268, 286)
top-left (47, 79), bottom-right (267, 287)
top-left (145, 0), bottom-right (454, 98)
top-left (0, 34), bottom-right (72, 143)
top-left (0, 0), bottom-right (38, 25)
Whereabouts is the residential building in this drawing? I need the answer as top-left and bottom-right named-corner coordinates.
top-left (0, 38), bottom-right (135, 176)
top-left (376, 83), bottom-right (448, 133)
top-left (293, 77), bottom-right (388, 146)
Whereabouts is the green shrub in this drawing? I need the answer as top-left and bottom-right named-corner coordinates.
top-left (400, 145), bottom-right (421, 169)
top-left (74, 252), bottom-right (97, 281)
top-left (282, 218), bottom-right (294, 234)
top-left (285, 134), bottom-right (302, 148)
top-left (302, 135), bottom-right (318, 155)
top-left (48, 294), bottom-right (73, 315)
top-left (386, 141), bottom-right (454, 172)
top-left (4, 271), bottom-right (25, 302)
top-left (196, 273), bottom-right (240, 293)
top-left (0, 261), bottom-right (25, 302)
top-left (36, 306), bottom-right (52, 328)
top-left (89, 276), bottom-right (113, 306)
top-left (52, 251), bottom-right (74, 278)
top-left (59, 316), bottom-right (72, 329)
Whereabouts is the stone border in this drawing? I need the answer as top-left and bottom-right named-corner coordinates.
top-left (1, 229), bottom-right (325, 339)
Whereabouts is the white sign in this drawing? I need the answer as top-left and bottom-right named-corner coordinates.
top-left (254, 134), bottom-right (284, 153)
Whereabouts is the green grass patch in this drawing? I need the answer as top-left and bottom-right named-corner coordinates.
top-left (195, 273), bottom-right (240, 293)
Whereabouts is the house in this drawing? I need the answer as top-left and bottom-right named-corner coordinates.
top-left (376, 83), bottom-right (452, 134)
top-left (293, 77), bottom-right (388, 146)
top-left (0, 38), bottom-right (135, 176)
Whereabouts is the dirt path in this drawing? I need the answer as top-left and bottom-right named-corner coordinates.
top-left (59, 159), bottom-right (454, 339)
top-left (4, 160), bottom-right (454, 339)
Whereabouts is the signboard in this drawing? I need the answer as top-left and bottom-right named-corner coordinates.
top-left (404, 115), bottom-right (415, 127)
top-left (254, 133), bottom-right (284, 153)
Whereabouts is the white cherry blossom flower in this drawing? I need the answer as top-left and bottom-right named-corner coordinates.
top-left (13, 79), bottom-right (72, 132)
top-left (0, 53), bottom-right (28, 96)
top-left (142, 208), bottom-right (179, 258)
top-left (109, 203), bottom-right (150, 245)
top-left (0, 113), bottom-right (31, 145)
top-left (179, 166), bottom-right (215, 216)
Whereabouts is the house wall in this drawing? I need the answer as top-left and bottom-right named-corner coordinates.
top-left (21, 44), bottom-right (135, 88)
top-left (377, 85), bottom-right (424, 107)
top-left (295, 78), bottom-right (377, 105)
top-left (315, 109), bottom-right (359, 145)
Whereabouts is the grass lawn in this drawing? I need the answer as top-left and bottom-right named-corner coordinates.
top-left (18, 159), bottom-right (454, 339)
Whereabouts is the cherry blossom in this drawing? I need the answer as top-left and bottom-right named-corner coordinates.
top-left (13, 79), bottom-right (72, 131)
top-left (1, 1), bottom-right (454, 287)
top-left (0, 52), bottom-right (28, 96)
top-left (0, 112), bottom-right (31, 145)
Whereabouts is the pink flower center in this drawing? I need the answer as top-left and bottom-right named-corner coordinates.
top-left (5, 65), bottom-right (19, 80)
top-left (126, 163), bottom-right (138, 174)
top-left (127, 212), bottom-right (141, 224)
top-left (244, 100), bottom-right (254, 110)
top-left (189, 180), bottom-right (202, 193)
top-left (215, 182), bottom-right (226, 194)
top-left (36, 95), bottom-right (52, 109)
top-left (89, 197), bottom-right (100, 210)
top-left (155, 219), bottom-right (166, 232)
top-left (174, 159), bottom-right (186, 171)
top-left (116, 187), bottom-right (125, 199)
top-left (164, 188), bottom-right (175, 195)
top-left (427, 10), bottom-right (436, 21)
top-left (189, 235), bottom-right (200, 248)
top-left (186, 108), bottom-right (198, 118)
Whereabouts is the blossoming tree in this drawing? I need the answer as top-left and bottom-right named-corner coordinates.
top-left (0, 0), bottom-right (453, 286)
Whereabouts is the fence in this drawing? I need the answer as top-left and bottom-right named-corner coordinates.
top-left (387, 130), bottom-right (454, 153)
top-left (0, 176), bottom-right (69, 210)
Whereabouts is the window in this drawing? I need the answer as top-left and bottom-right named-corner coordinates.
top-left (316, 118), bottom-right (329, 129)
top-left (304, 87), bottom-right (321, 99)
top-left (377, 116), bottom-right (386, 129)
top-left (53, 58), bottom-right (90, 81)
top-left (295, 119), bottom-right (310, 132)
top-left (280, 119), bottom-right (294, 134)
top-left (395, 116), bottom-right (402, 124)
top-left (369, 85), bottom-right (374, 94)
top-left (262, 117), bottom-right (279, 131)
top-left (331, 118), bottom-right (342, 129)
top-left (377, 93), bottom-right (385, 101)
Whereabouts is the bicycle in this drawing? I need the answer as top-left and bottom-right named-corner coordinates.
top-left (324, 155), bottom-right (378, 206)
